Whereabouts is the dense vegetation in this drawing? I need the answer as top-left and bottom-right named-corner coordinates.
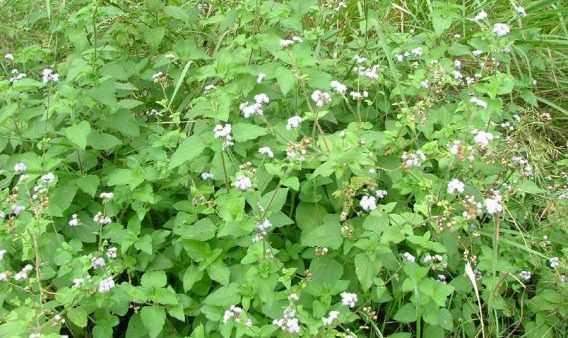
top-left (1, 0), bottom-right (567, 337)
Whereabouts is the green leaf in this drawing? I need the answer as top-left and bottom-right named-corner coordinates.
top-left (175, 218), bottom-right (216, 241)
top-left (431, 3), bottom-right (459, 36)
top-left (276, 67), bottom-right (297, 95)
top-left (107, 169), bottom-right (143, 189)
top-left (394, 303), bottom-right (417, 323)
top-left (232, 123), bottom-right (267, 142)
top-left (144, 27), bottom-right (166, 49)
top-left (301, 222), bottom-right (343, 249)
top-left (141, 270), bottom-right (167, 289)
top-left (88, 132), bottom-right (122, 151)
top-left (437, 308), bottom-right (454, 330)
top-left (183, 266), bottom-right (204, 292)
top-left (140, 306), bottom-right (166, 338)
top-left (355, 253), bottom-right (378, 291)
top-left (65, 121), bottom-right (91, 150)
top-left (169, 135), bottom-right (205, 170)
top-left (67, 307), bottom-right (88, 328)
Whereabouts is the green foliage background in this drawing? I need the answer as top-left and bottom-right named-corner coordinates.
top-left (0, 0), bottom-right (567, 337)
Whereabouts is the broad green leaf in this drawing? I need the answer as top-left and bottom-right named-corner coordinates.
top-left (141, 270), bottom-right (168, 289)
top-left (301, 222), bottom-right (343, 249)
top-left (232, 123), bottom-right (267, 142)
top-left (175, 218), bottom-right (216, 241)
top-left (169, 135), bottom-right (205, 170)
top-left (88, 132), bottom-right (122, 151)
top-left (140, 306), bottom-right (166, 338)
top-left (65, 121), bottom-right (91, 150)
top-left (394, 303), bottom-right (417, 323)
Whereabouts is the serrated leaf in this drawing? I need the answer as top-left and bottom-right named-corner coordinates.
top-left (183, 266), bottom-right (204, 292)
top-left (169, 135), bottom-right (205, 170)
top-left (141, 270), bottom-right (167, 289)
top-left (140, 306), bottom-right (166, 338)
top-left (65, 121), bottom-right (91, 150)
top-left (276, 67), bottom-right (297, 95)
top-left (301, 222), bottom-right (343, 249)
top-left (394, 303), bottom-right (417, 323)
top-left (175, 218), bottom-right (216, 241)
top-left (232, 123), bottom-right (267, 142)
top-left (88, 132), bottom-right (122, 151)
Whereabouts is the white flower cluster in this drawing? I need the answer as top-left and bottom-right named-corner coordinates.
top-left (91, 257), bottom-right (105, 268)
top-left (462, 195), bottom-right (483, 220)
top-left (493, 23), bottom-right (511, 37)
top-left (402, 150), bottom-right (426, 169)
top-left (223, 305), bottom-right (252, 327)
top-left (279, 36), bottom-right (303, 48)
top-left (68, 214), bottom-right (79, 227)
top-left (240, 93), bottom-right (270, 118)
top-left (234, 175), bottom-right (253, 191)
top-left (340, 292), bottom-right (358, 308)
top-left (403, 252), bottom-right (416, 263)
top-left (9, 69), bottom-right (27, 83)
top-left (447, 179), bottom-right (465, 194)
top-left (286, 116), bottom-right (303, 130)
top-left (14, 264), bottom-right (34, 280)
top-left (11, 205), bottom-right (25, 215)
top-left (99, 192), bottom-right (114, 201)
top-left (360, 195), bottom-right (377, 211)
top-left (470, 97), bottom-right (488, 109)
top-left (484, 190), bottom-right (503, 215)
top-left (146, 109), bottom-right (163, 117)
top-left (473, 11), bottom-right (488, 21)
top-left (106, 247), bottom-right (117, 259)
top-left (98, 277), bottom-right (115, 293)
top-left (0, 249), bottom-right (5, 261)
top-left (322, 310), bottom-right (340, 326)
top-left (273, 307), bottom-right (300, 333)
top-left (330, 80), bottom-right (347, 94)
top-left (511, 156), bottom-right (533, 176)
top-left (550, 257), bottom-right (560, 269)
top-left (519, 270), bottom-right (532, 281)
top-left (349, 90), bottom-right (368, 101)
top-left (213, 124), bottom-right (234, 148)
top-left (258, 146), bottom-right (274, 158)
top-left (73, 278), bottom-right (84, 287)
top-left (42, 68), bottom-right (59, 84)
top-left (41, 172), bottom-right (56, 184)
top-left (93, 212), bottom-right (112, 225)
top-left (14, 162), bottom-right (27, 174)
top-left (375, 189), bottom-right (388, 199)
top-left (5, 53), bottom-right (14, 60)
top-left (201, 172), bottom-right (214, 180)
top-left (252, 219), bottom-right (272, 243)
top-left (472, 130), bottom-right (494, 148)
top-left (152, 71), bottom-right (167, 83)
top-left (311, 90), bottom-right (332, 107)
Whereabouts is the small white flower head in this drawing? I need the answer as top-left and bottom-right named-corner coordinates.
top-left (11, 205), bottom-right (25, 215)
top-left (223, 305), bottom-right (244, 324)
top-left (453, 70), bottom-right (463, 79)
top-left (311, 90), bottom-right (332, 107)
top-left (98, 277), bottom-right (115, 293)
top-left (0, 249), bottom-right (6, 261)
top-left (411, 47), bottom-right (423, 57)
top-left (286, 116), bottom-right (303, 130)
top-left (41, 172), bottom-right (56, 184)
top-left (73, 278), bottom-right (84, 287)
top-left (403, 252), bottom-right (416, 263)
top-left (330, 80), bottom-right (347, 94)
top-left (288, 293), bottom-right (299, 302)
top-left (322, 310), bottom-right (340, 326)
top-left (375, 190), bottom-right (388, 199)
top-left (106, 247), bottom-right (118, 259)
top-left (335, 1), bottom-right (347, 11)
top-left (493, 23), bottom-right (511, 37)
top-left (474, 10), bottom-right (488, 21)
top-left (93, 212), bottom-right (112, 225)
top-left (515, 6), bottom-right (527, 17)
top-left (258, 147), bottom-right (274, 158)
top-left (201, 172), bottom-right (214, 180)
top-left (257, 73), bottom-right (266, 84)
top-left (240, 101), bottom-right (264, 118)
top-left (254, 93), bottom-right (270, 105)
top-left (360, 195), bottom-right (377, 212)
top-left (449, 140), bottom-right (462, 156)
top-left (91, 257), bottom-right (105, 268)
top-left (5, 53), bottom-right (14, 60)
top-left (213, 124), bottom-right (234, 148)
top-left (421, 80), bottom-right (430, 89)
top-left (472, 130), bottom-right (494, 148)
top-left (204, 84), bottom-right (216, 92)
top-left (279, 39), bottom-right (295, 48)
top-left (549, 257), bottom-right (560, 269)
top-left (447, 179), bottom-right (465, 194)
top-left (0, 272), bottom-right (7, 281)
top-left (472, 50), bottom-right (483, 57)
top-left (68, 214), bottom-right (79, 227)
top-left (152, 71), bottom-right (166, 83)
top-left (340, 292), bottom-right (358, 308)
top-left (454, 59), bottom-right (462, 69)
top-left (252, 219), bottom-right (273, 243)
top-left (234, 175), bottom-right (253, 191)
top-left (519, 270), bottom-right (532, 281)
top-left (42, 68), bottom-right (60, 83)
top-left (99, 192), bottom-right (114, 201)
top-left (9, 69), bottom-right (27, 83)
top-left (470, 97), bottom-right (488, 109)
top-left (484, 190), bottom-right (503, 215)
top-left (349, 90), bottom-right (368, 101)
top-left (353, 55), bottom-right (367, 64)
top-left (402, 150), bottom-right (426, 169)
top-left (292, 36), bottom-right (303, 43)
top-left (273, 306), bottom-right (300, 333)
top-left (14, 162), bottom-right (27, 174)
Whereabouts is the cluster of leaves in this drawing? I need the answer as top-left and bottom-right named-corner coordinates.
top-left (0, 1), bottom-right (567, 338)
